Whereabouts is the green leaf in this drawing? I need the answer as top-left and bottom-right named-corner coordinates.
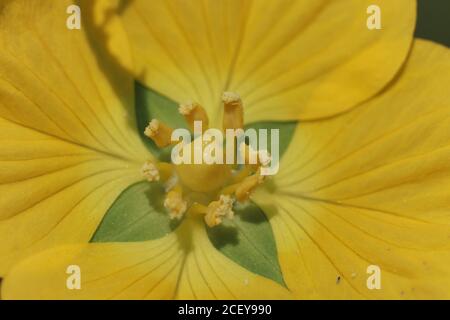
top-left (207, 201), bottom-right (286, 287)
top-left (91, 181), bottom-right (179, 242)
top-left (135, 81), bottom-right (188, 161)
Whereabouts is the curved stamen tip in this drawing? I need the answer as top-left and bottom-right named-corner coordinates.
top-left (222, 92), bottom-right (241, 105)
top-left (258, 150), bottom-right (272, 167)
top-left (164, 190), bottom-right (187, 220)
top-left (144, 119), bottom-right (174, 148)
top-left (141, 160), bottom-right (160, 182)
top-left (239, 143), bottom-right (272, 168)
top-left (204, 195), bottom-right (235, 227)
top-left (144, 119), bottom-right (160, 137)
top-left (179, 101), bottom-right (209, 130)
top-left (178, 101), bottom-right (198, 115)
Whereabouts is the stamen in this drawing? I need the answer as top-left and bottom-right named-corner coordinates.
top-left (235, 170), bottom-right (265, 202)
top-left (144, 119), bottom-right (173, 148)
top-left (141, 160), bottom-right (160, 182)
top-left (258, 150), bottom-right (272, 167)
top-left (179, 101), bottom-right (209, 131)
top-left (164, 187), bottom-right (187, 220)
top-left (220, 182), bottom-right (240, 196)
top-left (140, 93), bottom-right (274, 228)
top-left (222, 92), bottom-right (244, 131)
top-left (204, 195), bottom-right (235, 227)
top-left (239, 142), bottom-right (272, 169)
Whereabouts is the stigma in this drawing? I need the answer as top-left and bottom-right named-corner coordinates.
top-left (222, 92), bottom-right (244, 131)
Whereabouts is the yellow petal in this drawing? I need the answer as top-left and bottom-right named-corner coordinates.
top-left (83, 0), bottom-right (135, 75)
top-left (253, 40), bottom-right (450, 299)
top-left (0, 0), bottom-right (150, 275)
top-left (120, 0), bottom-right (415, 124)
top-left (2, 218), bottom-right (291, 300)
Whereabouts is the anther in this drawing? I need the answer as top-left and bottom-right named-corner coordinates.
top-left (141, 160), bottom-right (160, 182)
top-left (222, 92), bottom-right (244, 131)
top-left (164, 187), bottom-right (187, 220)
top-left (144, 119), bottom-right (173, 148)
top-left (204, 195), bottom-right (235, 227)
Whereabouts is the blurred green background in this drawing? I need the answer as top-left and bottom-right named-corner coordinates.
top-left (416, 0), bottom-right (450, 46)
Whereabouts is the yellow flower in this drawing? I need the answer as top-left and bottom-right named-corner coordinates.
top-left (1, 0), bottom-right (450, 300)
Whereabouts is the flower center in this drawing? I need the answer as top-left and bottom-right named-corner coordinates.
top-left (141, 92), bottom-right (273, 227)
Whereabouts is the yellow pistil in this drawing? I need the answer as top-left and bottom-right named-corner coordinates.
top-left (179, 101), bottom-right (209, 131)
top-left (174, 132), bottom-right (232, 192)
top-left (164, 186), bottom-right (187, 220)
top-left (144, 119), bottom-right (173, 148)
top-left (204, 195), bottom-right (235, 227)
top-left (222, 92), bottom-right (244, 131)
top-left (176, 161), bottom-right (232, 193)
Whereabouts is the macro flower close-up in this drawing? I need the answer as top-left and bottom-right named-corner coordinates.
top-left (0, 0), bottom-right (449, 301)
